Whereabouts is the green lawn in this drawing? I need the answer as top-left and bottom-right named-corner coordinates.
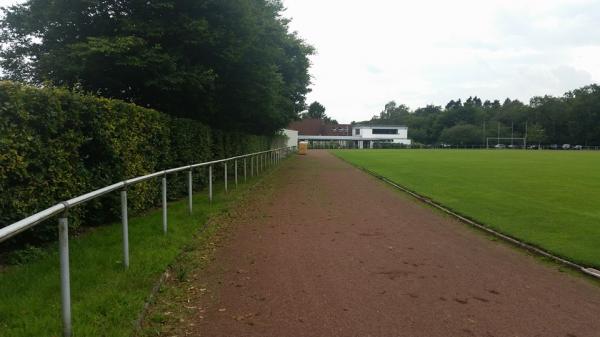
top-left (333, 149), bottom-right (600, 269)
top-left (0, 172), bottom-right (266, 337)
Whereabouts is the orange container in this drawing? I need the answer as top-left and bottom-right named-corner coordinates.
top-left (298, 141), bottom-right (308, 155)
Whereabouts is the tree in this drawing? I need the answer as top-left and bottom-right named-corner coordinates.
top-left (439, 124), bottom-right (483, 145)
top-left (301, 101), bottom-right (339, 124)
top-left (0, 0), bottom-right (314, 134)
top-left (526, 123), bottom-right (547, 145)
top-left (305, 101), bottom-right (327, 119)
top-left (371, 101), bottom-right (410, 126)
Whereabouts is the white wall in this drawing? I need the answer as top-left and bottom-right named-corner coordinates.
top-left (282, 129), bottom-right (299, 148)
top-left (352, 126), bottom-right (409, 140)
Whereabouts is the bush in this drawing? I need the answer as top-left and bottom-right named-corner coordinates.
top-left (0, 81), bottom-right (276, 246)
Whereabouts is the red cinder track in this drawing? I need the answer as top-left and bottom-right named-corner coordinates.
top-left (186, 150), bottom-right (600, 337)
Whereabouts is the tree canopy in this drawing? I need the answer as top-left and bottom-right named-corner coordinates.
top-left (0, 0), bottom-right (314, 134)
top-left (366, 84), bottom-right (600, 146)
top-left (300, 101), bottom-right (337, 124)
top-left (306, 101), bottom-right (327, 119)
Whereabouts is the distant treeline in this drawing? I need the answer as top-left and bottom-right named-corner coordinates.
top-left (364, 84), bottom-right (600, 146)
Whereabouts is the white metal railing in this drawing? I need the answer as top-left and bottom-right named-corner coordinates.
top-left (0, 145), bottom-right (296, 337)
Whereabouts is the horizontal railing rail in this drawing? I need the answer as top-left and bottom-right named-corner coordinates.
top-left (0, 145), bottom-right (296, 337)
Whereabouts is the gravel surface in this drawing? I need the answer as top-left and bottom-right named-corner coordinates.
top-left (188, 150), bottom-right (600, 337)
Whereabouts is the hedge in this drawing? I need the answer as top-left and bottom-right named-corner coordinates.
top-left (0, 81), bottom-right (277, 245)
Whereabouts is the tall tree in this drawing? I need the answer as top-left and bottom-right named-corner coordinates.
top-left (439, 124), bottom-right (483, 145)
top-left (526, 123), bottom-right (547, 145)
top-left (0, 0), bottom-right (313, 134)
top-left (305, 101), bottom-right (327, 119)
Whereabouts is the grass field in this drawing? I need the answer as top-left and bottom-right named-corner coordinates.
top-left (333, 149), bottom-right (600, 269)
top-left (0, 174), bottom-right (263, 337)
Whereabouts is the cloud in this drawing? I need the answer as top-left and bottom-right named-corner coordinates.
top-left (283, 0), bottom-right (600, 122)
top-left (551, 65), bottom-right (593, 88)
top-left (493, 0), bottom-right (600, 49)
top-left (366, 64), bottom-right (383, 75)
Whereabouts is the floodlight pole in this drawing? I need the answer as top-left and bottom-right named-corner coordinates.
top-left (483, 121), bottom-right (486, 147)
top-left (524, 121), bottom-right (528, 148)
top-left (497, 122), bottom-right (500, 145)
top-left (511, 122), bottom-right (514, 146)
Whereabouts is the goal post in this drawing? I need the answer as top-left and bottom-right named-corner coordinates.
top-left (486, 137), bottom-right (526, 149)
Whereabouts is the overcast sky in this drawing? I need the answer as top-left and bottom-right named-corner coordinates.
top-left (282, 0), bottom-right (600, 122)
top-left (1, 0), bottom-right (599, 123)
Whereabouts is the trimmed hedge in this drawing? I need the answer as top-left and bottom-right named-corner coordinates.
top-left (0, 81), bottom-right (275, 245)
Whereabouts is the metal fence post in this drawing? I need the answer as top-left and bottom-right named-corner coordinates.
top-left (234, 160), bottom-right (238, 187)
top-left (224, 162), bottom-right (228, 193)
top-left (162, 175), bottom-right (167, 234)
top-left (58, 216), bottom-right (72, 337)
top-left (188, 170), bottom-right (193, 214)
top-left (244, 158), bottom-right (247, 181)
top-left (120, 189), bottom-right (129, 268)
top-left (209, 165), bottom-right (213, 202)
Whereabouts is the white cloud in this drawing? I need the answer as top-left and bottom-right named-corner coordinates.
top-left (283, 0), bottom-right (600, 122)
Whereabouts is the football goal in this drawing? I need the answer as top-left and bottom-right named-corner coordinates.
top-left (486, 137), bottom-right (526, 149)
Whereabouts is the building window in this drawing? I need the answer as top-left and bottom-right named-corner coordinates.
top-left (372, 128), bottom-right (398, 135)
top-left (355, 129), bottom-right (360, 135)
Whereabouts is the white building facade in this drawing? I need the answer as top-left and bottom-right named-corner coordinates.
top-left (298, 125), bottom-right (411, 149)
top-left (282, 129), bottom-right (299, 148)
top-left (352, 125), bottom-right (410, 148)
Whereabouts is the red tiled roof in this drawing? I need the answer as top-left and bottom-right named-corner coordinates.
top-left (288, 119), bottom-right (351, 136)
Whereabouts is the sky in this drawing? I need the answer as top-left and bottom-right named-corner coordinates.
top-left (282, 0), bottom-right (600, 122)
top-left (1, 0), bottom-right (599, 123)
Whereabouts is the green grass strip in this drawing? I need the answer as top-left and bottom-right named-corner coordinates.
top-left (0, 175), bottom-right (262, 336)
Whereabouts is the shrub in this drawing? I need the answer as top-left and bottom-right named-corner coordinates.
top-left (0, 81), bottom-right (277, 246)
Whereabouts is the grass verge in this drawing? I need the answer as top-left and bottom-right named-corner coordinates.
top-left (0, 170), bottom-right (271, 336)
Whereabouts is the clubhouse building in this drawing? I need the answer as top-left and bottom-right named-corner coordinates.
top-left (287, 119), bottom-right (411, 149)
